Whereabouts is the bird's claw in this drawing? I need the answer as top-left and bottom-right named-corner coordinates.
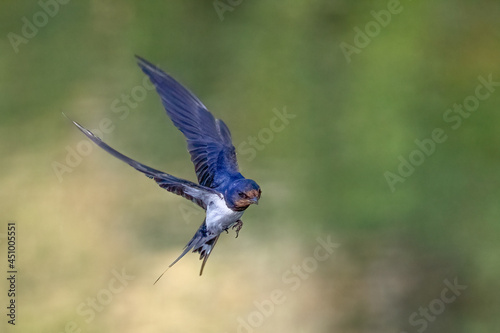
top-left (232, 220), bottom-right (243, 238)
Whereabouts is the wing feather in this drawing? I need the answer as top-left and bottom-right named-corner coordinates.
top-left (70, 118), bottom-right (220, 209)
top-left (136, 56), bottom-right (240, 188)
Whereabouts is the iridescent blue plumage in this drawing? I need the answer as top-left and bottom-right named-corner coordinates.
top-left (71, 56), bottom-right (261, 278)
top-left (136, 56), bottom-right (241, 190)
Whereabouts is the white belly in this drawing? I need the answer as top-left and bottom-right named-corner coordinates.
top-left (206, 195), bottom-right (244, 234)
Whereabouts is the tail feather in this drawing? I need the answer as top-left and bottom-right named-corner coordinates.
top-left (154, 220), bottom-right (219, 283)
top-left (198, 235), bottom-right (219, 276)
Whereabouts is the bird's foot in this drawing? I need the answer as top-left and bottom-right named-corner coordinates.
top-left (232, 220), bottom-right (243, 238)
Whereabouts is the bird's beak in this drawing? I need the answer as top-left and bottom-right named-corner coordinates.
top-left (251, 197), bottom-right (259, 205)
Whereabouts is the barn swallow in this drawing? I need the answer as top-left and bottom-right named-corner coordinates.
top-left (70, 56), bottom-right (261, 279)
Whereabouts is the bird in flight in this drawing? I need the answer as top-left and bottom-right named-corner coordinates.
top-left (70, 56), bottom-right (261, 279)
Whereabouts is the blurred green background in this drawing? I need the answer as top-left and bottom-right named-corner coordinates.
top-left (1, 1), bottom-right (500, 332)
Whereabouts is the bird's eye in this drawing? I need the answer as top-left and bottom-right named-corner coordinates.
top-left (239, 192), bottom-right (247, 198)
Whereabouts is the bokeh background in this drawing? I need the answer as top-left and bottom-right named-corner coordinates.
top-left (1, 1), bottom-right (500, 332)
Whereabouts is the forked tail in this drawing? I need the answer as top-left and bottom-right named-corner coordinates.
top-left (154, 220), bottom-right (219, 283)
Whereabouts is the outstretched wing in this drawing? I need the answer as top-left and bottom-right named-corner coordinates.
top-left (136, 56), bottom-right (240, 188)
top-left (70, 118), bottom-right (220, 209)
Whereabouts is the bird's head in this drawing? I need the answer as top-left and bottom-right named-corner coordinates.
top-left (225, 179), bottom-right (261, 211)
